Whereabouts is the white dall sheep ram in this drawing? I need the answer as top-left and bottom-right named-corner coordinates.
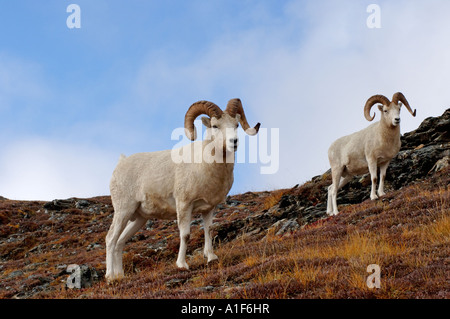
top-left (327, 92), bottom-right (416, 215)
top-left (105, 99), bottom-right (260, 281)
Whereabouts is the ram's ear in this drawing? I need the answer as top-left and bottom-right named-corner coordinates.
top-left (378, 104), bottom-right (384, 112)
top-left (201, 116), bottom-right (211, 128)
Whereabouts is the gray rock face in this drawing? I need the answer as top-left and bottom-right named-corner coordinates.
top-left (387, 108), bottom-right (450, 188)
top-left (43, 199), bottom-right (75, 211)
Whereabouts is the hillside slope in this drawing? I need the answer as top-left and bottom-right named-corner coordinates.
top-left (0, 109), bottom-right (449, 299)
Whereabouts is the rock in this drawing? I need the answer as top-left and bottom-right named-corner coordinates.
top-left (88, 207), bottom-right (100, 214)
top-left (226, 197), bottom-right (241, 207)
top-left (147, 239), bottom-right (167, 252)
top-left (86, 243), bottom-right (103, 251)
top-left (6, 270), bottom-right (24, 279)
top-left (80, 264), bottom-right (100, 288)
top-left (43, 199), bottom-right (75, 211)
top-left (402, 109), bottom-right (450, 149)
top-left (75, 200), bottom-right (91, 209)
top-left (268, 218), bottom-right (300, 236)
top-left (297, 205), bottom-right (327, 225)
top-left (213, 219), bottom-right (246, 243)
top-left (429, 156), bottom-right (450, 173)
top-left (165, 278), bottom-right (186, 288)
top-left (278, 195), bottom-right (295, 209)
top-left (65, 264), bottom-right (100, 289)
top-left (28, 244), bottom-right (44, 254)
top-left (145, 220), bottom-right (154, 230)
top-left (387, 143), bottom-right (450, 189)
top-left (56, 264), bottom-right (68, 270)
top-left (237, 227), bottom-right (262, 240)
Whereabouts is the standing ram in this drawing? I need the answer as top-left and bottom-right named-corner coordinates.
top-left (105, 99), bottom-right (260, 281)
top-left (327, 92), bottom-right (416, 215)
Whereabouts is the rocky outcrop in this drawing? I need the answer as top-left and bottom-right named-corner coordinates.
top-left (387, 108), bottom-right (450, 188)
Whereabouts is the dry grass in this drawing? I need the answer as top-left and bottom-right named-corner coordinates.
top-left (262, 190), bottom-right (285, 210)
top-left (0, 169), bottom-right (448, 299)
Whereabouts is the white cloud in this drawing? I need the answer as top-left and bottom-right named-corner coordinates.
top-left (2, 1), bottom-right (450, 200)
top-left (133, 0), bottom-right (450, 194)
top-left (0, 138), bottom-right (117, 201)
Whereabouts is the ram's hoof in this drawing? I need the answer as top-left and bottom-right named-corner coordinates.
top-left (207, 258), bottom-right (219, 267)
top-left (176, 261), bottom-right (189, 270)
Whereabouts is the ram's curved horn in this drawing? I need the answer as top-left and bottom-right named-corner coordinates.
top-left (225, 98), bottom-right (261, 135)
top-left (184, 101), bottom-right (223, 140)
top-left (392, 92), bottom-right (416, 117)
top-left (364, 94), bottom-right (391, 121)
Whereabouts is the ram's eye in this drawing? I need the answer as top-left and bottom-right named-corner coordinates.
top-left (212, 125), bottom-right (218, 129)
top-left (384, 110), bottom-right (387, 113)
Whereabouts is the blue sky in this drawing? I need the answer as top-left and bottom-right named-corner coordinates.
top-left (1, 0), bottom-right (449, 200)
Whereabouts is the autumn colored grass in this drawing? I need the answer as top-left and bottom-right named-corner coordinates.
top-left (262, 189), bottom-right (286, 210)
top-left (0, 168), bottom-right (448, 299)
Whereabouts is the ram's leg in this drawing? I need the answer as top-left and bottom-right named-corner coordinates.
top-left (113, 212), bottom-right (147, 276)
top-left (377, 161), bottom-right (390, 197)
top-left (328, 166), bottom-right (344, 215)
top-left (368, 159), bottom-right (379, 200)
top-left (176, 201), bottom-right (193, 270)
top-left (105, 201), bottom-right (138, 281)
top-left (202, 210), bottom-right (218, 263)
top-left (327, 185), bottom-right (333, 214)
top-left (328, 172), bottom-right (352, 215)
top-left (106, 223), bottom-right (118, 280)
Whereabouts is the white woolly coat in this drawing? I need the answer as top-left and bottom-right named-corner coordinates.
top-left (328, 121), bottom-right (401, 176)
top-left (110, 141), bottom-right (234, 220)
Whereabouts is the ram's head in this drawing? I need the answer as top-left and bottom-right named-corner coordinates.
top-left (184, 98), bottom-right (260, 153)
top-left (364, 92), bottom-right (416, 127)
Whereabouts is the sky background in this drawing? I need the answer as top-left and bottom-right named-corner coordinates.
top-left (0, 0), bottom-right (449, 200)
